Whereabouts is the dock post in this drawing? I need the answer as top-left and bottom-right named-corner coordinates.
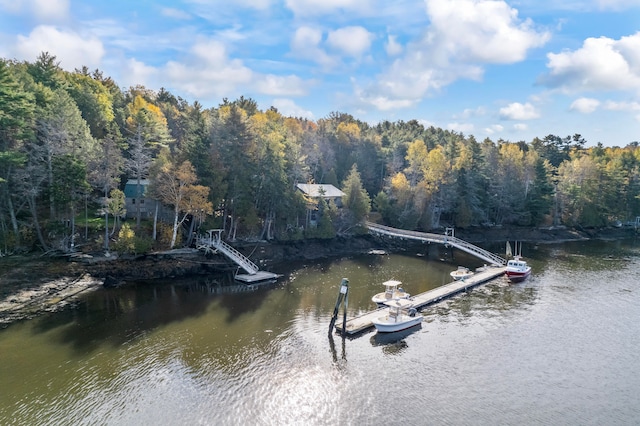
top-left (328, 278), bottom-right (349, 336)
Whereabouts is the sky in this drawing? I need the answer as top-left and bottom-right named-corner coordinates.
top-left (1, 0), bottom-right (639, 147)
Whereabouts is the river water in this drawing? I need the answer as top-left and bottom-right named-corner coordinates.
top-left (1, 239), bottom-right (639, 425)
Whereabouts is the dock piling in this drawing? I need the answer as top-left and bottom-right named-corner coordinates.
top-left (328, 278), bottom-right (349, 337)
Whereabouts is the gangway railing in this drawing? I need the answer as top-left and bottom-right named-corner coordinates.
top-left (365, 221), bottom-right (506, 266)
top-left (197, 230), bottom-right (259, 275)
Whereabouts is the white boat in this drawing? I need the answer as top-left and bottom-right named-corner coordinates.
top-left (371, 280), bottom-right (410, 305)
top-left (450, 266), bottom-right (473, 281)
top-left (505, 255), bottom-right (531, 282)
top-left (371, 299), bottom-right (423, 333)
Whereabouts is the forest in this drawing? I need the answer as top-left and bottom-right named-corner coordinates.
top-left (1, 52), bottom-right (639, 256)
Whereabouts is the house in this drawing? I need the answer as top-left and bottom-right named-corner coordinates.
top-left (296, 183), bottom-right (345, 207)
top-left (124, 179), bottom-right (171, 220)
top-left (296, 183), bottom-right (345, 226)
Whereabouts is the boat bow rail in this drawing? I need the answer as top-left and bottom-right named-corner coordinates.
top-left (365, 221), bottom-right (506, 266)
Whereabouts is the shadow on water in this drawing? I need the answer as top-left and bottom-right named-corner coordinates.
top-left (30, 272), bottom-right (282, 354)
top-left (369, 323), bottom-right (422, 350)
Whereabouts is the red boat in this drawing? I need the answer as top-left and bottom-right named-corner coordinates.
top-left (505, 255), bottom-right (531, 282)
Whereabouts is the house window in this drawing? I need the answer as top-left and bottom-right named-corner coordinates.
top-left (132, 199), bottom-right (135, 204)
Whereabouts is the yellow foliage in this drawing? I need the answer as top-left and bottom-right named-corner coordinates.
top-left (391, 172), bottom-right (410, 192)
top-left (125, 95), bottom-right (168, 130)
top-left (336, 122), bottom-right (360, 145)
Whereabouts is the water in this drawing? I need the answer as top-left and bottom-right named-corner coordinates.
top-left (1, 240), bottom-right (640, 425)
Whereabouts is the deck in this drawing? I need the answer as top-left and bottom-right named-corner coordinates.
top-left (335, 266), bottom-right (506, 336)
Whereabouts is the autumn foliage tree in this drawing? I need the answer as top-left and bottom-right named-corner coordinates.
top-left (150, 160), bottom-right (212, 248)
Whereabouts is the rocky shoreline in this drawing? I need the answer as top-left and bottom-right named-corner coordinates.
top-left (1, 225), bottom-right (637, 326)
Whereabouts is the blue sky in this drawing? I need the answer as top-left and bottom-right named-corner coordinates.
top-left (1, 0), bottom-right (639, 147)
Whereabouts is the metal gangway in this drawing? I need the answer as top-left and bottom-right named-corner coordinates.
top-left (365, 221), bottom-right (506, 266)
top-left (197, 229), bottom-right (259, 275)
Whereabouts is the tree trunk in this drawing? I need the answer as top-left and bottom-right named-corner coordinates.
top-left (152, 201), bottom-right (159, 240)
top-left (136, 177), bottom-right (142, 230)
top-left (27, 195), bottom-right (48, 251)
top-left (185, 216), bottom-right (196, 247)
top-left (104, 188), bottom-right (110, 252)
top-left (170, 206), bottom-right (179, 248)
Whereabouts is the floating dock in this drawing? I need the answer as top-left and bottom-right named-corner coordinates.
top-left (335, 266), bottom-right (506, 336)
top-left (235, 271), bottom-right (281, 283)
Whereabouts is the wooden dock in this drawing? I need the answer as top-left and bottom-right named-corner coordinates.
top-left (335, 266), bottom-right (506, 336)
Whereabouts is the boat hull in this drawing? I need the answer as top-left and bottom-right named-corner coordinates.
top-left (371, 314), bottom-right (423, 333)
top-left (506, 269), bottom-right (531, 283)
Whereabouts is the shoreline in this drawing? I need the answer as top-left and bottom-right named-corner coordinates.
top-left (1, 225), bottom-right (637, 326)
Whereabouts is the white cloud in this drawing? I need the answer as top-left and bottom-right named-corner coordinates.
top-left (499, 102), bottom-right (540, 120)
top-left (542, 32), bottom-right (640, 92)
top-left (272, 98), bottom-right (314, 119)
top-left (284, 0), bottom-right (372, 17)
top-left (513, 123), bottom-right (528, 131)
top-left (455, 106), bottom-right (487, 119)
top-left (385, 35), bottom-right (403, 56)
top-left (290, 26), bottom-right (336, 68)
top-left (164, 39), bottom-right (253, 98)
top-left (595, 0), bottom-right (640, 10)
top-left (353, 84), bottom-right (419, 110)
top-left (447, 122), bottom-right (475, 133)
top-left (425, 0), bottom-right (550, 64)
top-left (570, 97), bottom-right (600, 113)
top-left (356, 0), bottom-right (549, 112)
top-left (187, 0), bottom-right (273, 9)
top-left (603, 100), bottom-right (640, 111)
top-left (161, 8), bottom-right (192, 20)
top-left (0, 0), bottom-right (69, 21)
top-left (13, 25), bottom-right (104, 69)
top-left (254, 74), bottom-right (309, 96)
top-left (122, 58), bottom-right (158, 88)
top-left (326, 26), bottom-right (373, 58)
top-left (484, 124), bottom-right (504, 134)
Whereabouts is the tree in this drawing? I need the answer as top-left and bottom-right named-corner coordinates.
top-left (341, 164), bottom-right (371, 229)
top-left (51, 155), bottom-right (89, 251)
top-left (36, 88), bottom-right (97, 220)
top-left (212, 105), bottom-right (257, 239)
top-left (125, 94), bottom-right (174, 152)
top-left (107, 188), bottom-right (126, 235)
top-left (150, 160), bottom-right (213, 248)
top-left (89, 134), bottom-right (123, 252)
top-left (0, 59), bottom-right (34, 248)
top-left (525, 157), bottom-right (554, 225)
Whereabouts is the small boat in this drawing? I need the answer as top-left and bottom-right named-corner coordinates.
top-left (368, 249), bottom-right (387, 255)
top-left (371, 299), bottom-right (423, 333)
top-left (505, 255), bottom-right (531, 282)
top-left (371, 280), bottom-right (410, 305)
top-left (450, 266), bottom-right (473, 281)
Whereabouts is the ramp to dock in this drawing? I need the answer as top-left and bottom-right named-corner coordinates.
top-left (335, 266), bottom-right (505, 336)
top-left (366, 222), bottom-right (506, 266)
top-left (197, 230), bottom-right (279, 283)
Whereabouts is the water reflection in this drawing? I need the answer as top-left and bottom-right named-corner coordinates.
top-left (327, 333), bottom-right (347, 368)
top-left (370, 323), bottom-right (422, 349)
top-left (3, 239), bottom-right (640, 425)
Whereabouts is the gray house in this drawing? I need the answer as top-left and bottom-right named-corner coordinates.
top-left (123, 179), bottom-right (174, 222)
top-left (296, 183), bottom-right (345, 207)
top-left (296, 183), bottom-right (345, 226)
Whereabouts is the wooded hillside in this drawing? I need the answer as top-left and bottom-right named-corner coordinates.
top-left (1, 53), bottom-right (639, 255)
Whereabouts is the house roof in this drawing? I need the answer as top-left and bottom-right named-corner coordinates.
top-left (296, 183), bottom-right (345, 198)
top-left (123, 179), bottom-right (150, 198)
